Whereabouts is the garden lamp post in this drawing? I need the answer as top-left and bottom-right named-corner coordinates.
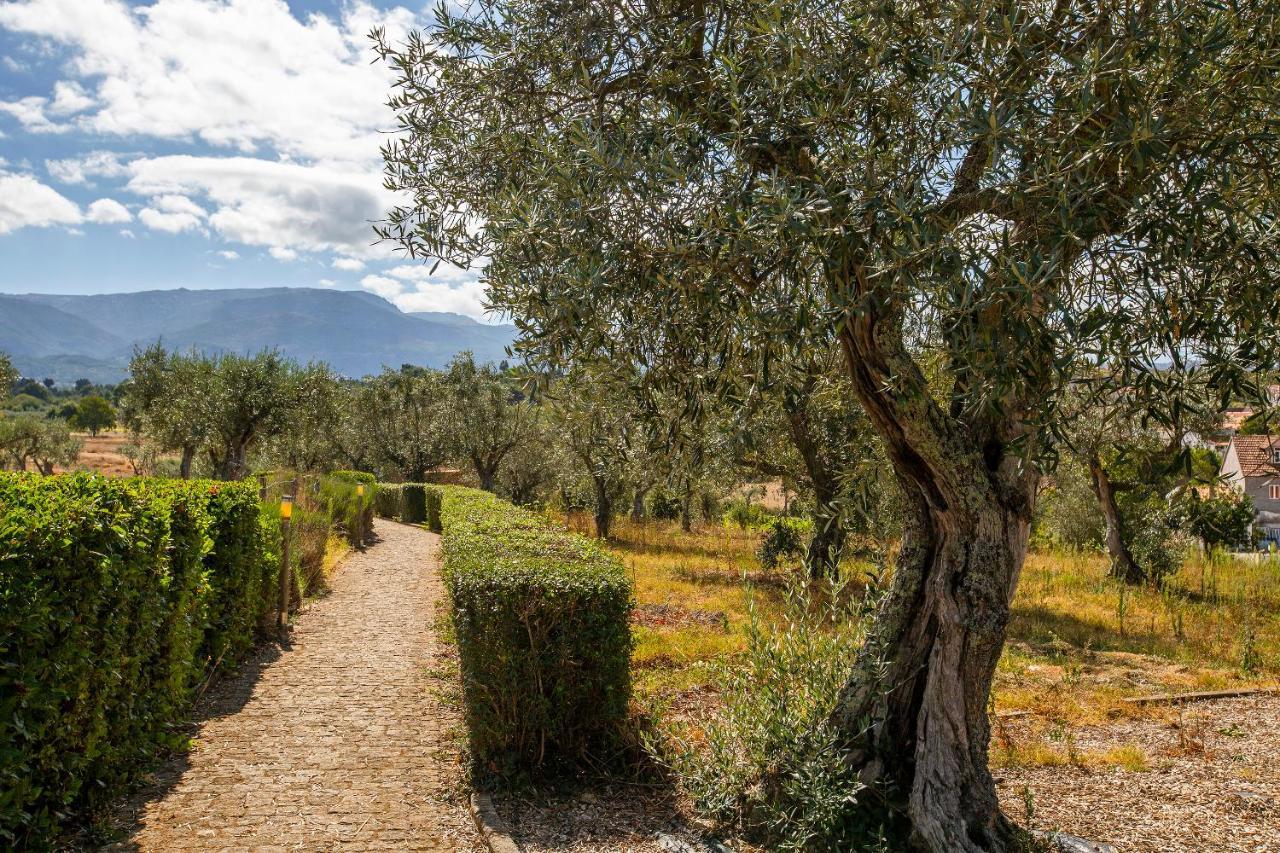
top-left (356, 482), bottom-right (366, 548)
top-left (279, 495), bottom-right (293, 630)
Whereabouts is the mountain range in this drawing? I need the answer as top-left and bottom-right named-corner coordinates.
top-left (0, 288), bottom-right (517, 384)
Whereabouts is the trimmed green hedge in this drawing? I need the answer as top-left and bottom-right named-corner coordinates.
top-left (0, 473), bottom-right (276, 846)
top-left (373, 483), bottom-right (442, 533)
top-left (439, 487), bottom-right (633, 776)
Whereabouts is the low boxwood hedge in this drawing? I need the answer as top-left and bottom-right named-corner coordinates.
top-left (372, 483), bottom-right (442, 532)
top-left (0, 473), bottom-right (276, 846)
top-left (439, 487), bottom-right (632, 776)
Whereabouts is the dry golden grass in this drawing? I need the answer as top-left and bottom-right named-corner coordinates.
top-left (567, 513), bottom-right (1280, 743)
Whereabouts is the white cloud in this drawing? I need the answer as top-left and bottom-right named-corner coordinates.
top-left (0, 0), bottom-right (419, 165)
top-left (139, 206), bottom-right (202, 233)
top-left (48, 80), bottom-right (94, 116)
top-left (216, 249), bottom-right (239, 260)
top-left (360, 264), bottom-right (491, 319)
top-left (0, 95), bottom-right (70, 133)
top-left (317, 278), bottom-right (337, 288)
top-left (0, 173), bottom-right (82, 233)
top-left (332, 256), bottom-right (364, 271)
top-left (360, 274), bottom-right (404, 299)
top-left (46, 150), bottom-right (128, 185)
top-left (386, 279), bottom-right (490, 319)
top-left (152, 193), bottom-right (206, 218)
top-left (269, 246), bottom-right (297, 261)
top-left (127, 154), bottom-right (395, 258)
top-left (86, 197), bottom-right (132, 223)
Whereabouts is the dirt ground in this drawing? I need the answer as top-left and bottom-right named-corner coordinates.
top-left (996, 693), bottom-right (1280, 852)
top-left (60, 431), bottom-right (137, 476)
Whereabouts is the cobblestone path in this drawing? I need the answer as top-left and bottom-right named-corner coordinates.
top-left (110, 521), bottom-right (480, 852)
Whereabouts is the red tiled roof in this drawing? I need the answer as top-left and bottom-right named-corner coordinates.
top-left (1222, 408), bottom-right (1255, 432)
top-left (1232, 435), bottom-right (1280, 477)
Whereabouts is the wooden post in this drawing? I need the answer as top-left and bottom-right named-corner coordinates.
top-left (257, 473), bottom-right (267, 503)
top-left (279, 495), bottom-right (293, 631)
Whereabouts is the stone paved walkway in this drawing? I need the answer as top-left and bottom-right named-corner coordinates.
top-left (108, 520), bottom-right (480, 851)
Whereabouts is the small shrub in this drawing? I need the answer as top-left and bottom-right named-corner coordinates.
top-left (660, 580), bottom-right (894, 850)
top-left (374, 483), bottom-right (403, 519)
top-left (324, 470), bottom-right (376, 546)
top-left (425, 486), bottom-right (442, 533)
top-left (440, 487), bottom-right (632, 777)
top-left (722, 499), bottom-right (774, 530)
top-left (757, 517), bottom-right (811, 569)
top-left (648, 487), bottom-right (682, 521)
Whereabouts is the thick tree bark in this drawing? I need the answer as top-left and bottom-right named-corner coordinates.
top-left (474, 457), bottom-right (498, 492)
top-left (631, 485), bottom-right (649, 521)
top-left (593, 476), bottom-right (612, 539)
top-left (779, 296), bottom-right (1042, 851)
top-left (1087, 454), bottom-right (1144, 584)
top-left (680, 480), bottom-right (693, 533)
top-left (782, 379), bottom-right (846, 578)
top-left (179, 446), bottom-right (195, 480)
top-left (819, 487), bottom-right (1031, 851)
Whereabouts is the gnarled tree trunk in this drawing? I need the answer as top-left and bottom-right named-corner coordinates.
top-left (592, 475), bottom-right (613, 539)
top-left (793, 304), bottom-right (1042, 852)
top-left (1087, 453), bottom-right (1144, 584)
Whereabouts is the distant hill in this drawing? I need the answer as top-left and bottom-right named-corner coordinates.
top-left (0, 288), bottom-right (516, 384)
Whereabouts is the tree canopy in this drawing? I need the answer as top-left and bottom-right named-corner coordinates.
top-left (376, 3), bottom-right (1280, 849)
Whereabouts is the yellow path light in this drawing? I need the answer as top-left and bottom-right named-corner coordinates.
top-left (280, 495), bottom-right (293, 520)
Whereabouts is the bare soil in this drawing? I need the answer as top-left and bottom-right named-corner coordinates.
top-left (996, 694), bottom-right (1280, 851)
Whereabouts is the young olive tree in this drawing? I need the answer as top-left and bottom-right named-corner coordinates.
top-left (444, 352), bottom-right (533, 491)
top-left (352, 365), bottom-right (453, 482)
top-left (122, 345), bottom-right (215, 478)
top-left (0, 352), bottom-right (15, 395)
top-left (549, 366), bottom-right (639, 539)
top-left (377, 4), bottom-right (1280, 848)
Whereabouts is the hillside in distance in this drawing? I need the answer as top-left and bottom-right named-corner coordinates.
top-left (0, 288), bottom-right (516, 384)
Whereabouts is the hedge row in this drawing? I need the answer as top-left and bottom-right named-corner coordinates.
top-left (0, 473), bottom-right (276, 846)
top-left (374, 483), bottom-right (442, 533)
top-left (439, 487), bottom-right (633, 776)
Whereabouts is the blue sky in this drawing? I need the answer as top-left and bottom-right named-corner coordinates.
top-left (0, 0), bottom-right (491, 318)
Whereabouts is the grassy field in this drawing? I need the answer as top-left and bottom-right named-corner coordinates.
top-left (558, 513), bottom-right (1280, 773)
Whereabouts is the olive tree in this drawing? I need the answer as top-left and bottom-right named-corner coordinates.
top-left (71, 395), bottom-right (116, 437)
top-left (0, 352), bottom-right (15, 396)
top-left (352, 365), bottom-right (453, 482)
top-left (122, 345), bottom-right (215, 478)
top-left (444, 352), bottom-right (533, 491)
top-left (377, 3), bottom-right (1280, 848)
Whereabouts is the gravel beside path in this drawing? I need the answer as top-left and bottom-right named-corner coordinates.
top-left (996, 694), bottom-right (1280, 851)
top-left (107, 520), bottom-right (480, 852)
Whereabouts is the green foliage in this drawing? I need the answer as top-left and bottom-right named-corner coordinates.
top-left (324, 471), bottom-right (376, 547)
top-left (662, 581), bottom-right (891, 850)
top-left (0, 474), bottom-right (273, 846)
top-left (1120, 492), bottom-right (1189, 582)
top-left (0, 416), bottom-right (82, 474)
top-left (6, 393), bottom-right (44, 412)
top-left (647, 486), bottom-right (682, 521)
top-left (440, 486), bottom-right (633, 777)
top-left (71, 395), bottom-right (115, 436)
top-left (1180, 489), bottom-right (1257, 551)
top-left (722, 499), bottom-right (775, 531)
top-left (370, 482), bottom-right (442, 531)
top-left (402, 483), bottom-right (428, 525)
top-left (0, 352), bottom-right (14, 395)
top-left (1034, 461), bottom-right (1105, 551)
top-left (757, 517), bottom-right (812, 570)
